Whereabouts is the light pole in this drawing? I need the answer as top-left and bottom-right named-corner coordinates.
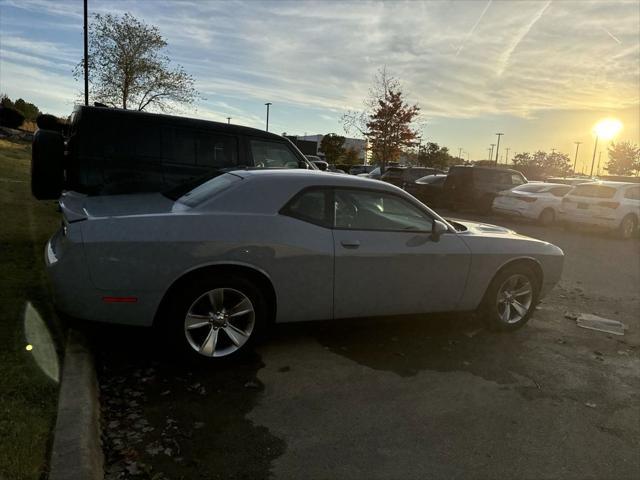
top-left (227, 117), bottom-right (231, 124)
top-left (458, 147), bottom-right (463, 160)
top-left (83, 0), bottom-right (89, 106)
top-left (589, 136), bottom-right (599, 177)
top-left (494, 133), bottom-right (503, 166)
top-left (597, 150), bottom-right (602, 176)
top-left (264, 102), bottom-right (272, 132)
top-left (573, 141), bottom-right (582, 174)
top-left (489, 144), bottom-right (495, 162)
top-left (505, 147), bottom-right (510, 164)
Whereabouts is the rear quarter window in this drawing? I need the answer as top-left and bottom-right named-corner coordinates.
top-left (177, 173), bottom-right (241, 207)
top-left (624, 186), bottom-right (640, 200)
top-left (570, 185), bottom-right (616, 199)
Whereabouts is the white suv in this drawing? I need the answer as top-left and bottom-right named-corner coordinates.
top-left (559, 182), bottom-right (640, 239)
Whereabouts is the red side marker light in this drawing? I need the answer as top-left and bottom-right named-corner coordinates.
top-left (102, 296), bottom-right (138, 303)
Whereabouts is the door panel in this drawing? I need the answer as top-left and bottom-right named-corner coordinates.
top-left (333, 230), bottom-right (471, 319)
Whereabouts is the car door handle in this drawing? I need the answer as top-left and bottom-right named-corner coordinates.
top-left (340, 240), bottom-right (360, 248)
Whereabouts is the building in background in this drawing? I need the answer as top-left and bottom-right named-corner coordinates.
top-left (288, 134), bottom-right (371, 164)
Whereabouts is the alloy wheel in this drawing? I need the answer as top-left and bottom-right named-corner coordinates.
top-left (184, 288), bottom-right (255, 357)
top-left (496, 274), bottom-right (533, 324)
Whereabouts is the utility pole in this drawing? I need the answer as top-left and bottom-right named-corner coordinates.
top-left (573, 141), bottom-right (582, 175)
top-left (494, 133), bottom-right (503, 166)
top-left (458, 147), bottom-right (463, 159)
top-left (590, 135), bottom-right (599, 177)
top-left (597, 150), bottom-right (602, 176)
top-left (227, 117), bottom-right (231, 124)
top-left (505, 147), bottom-right (510, 164)
top-left (551, 148), bottom-right (556, 154)
top-left (489, 144), bottom-right (495, 162)
top-left (83, 0), bottom-right (89, 106)
top-left (264, 102), bottom-right (272, 132)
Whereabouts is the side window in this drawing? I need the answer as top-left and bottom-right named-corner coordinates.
top-left (334, 189), bottom-right (433, 232)
top-left (624, 186), bottom-right (640, 200)
top-left (163, 127), bottom-right (196, 165)
top-left (281, 188), bottom-right (331, 227)
top-left (251, 140), bottom-right (301, 168)
top-left (511, 173), bottom-right (525, 186)
top-left (550, 186), bottom-right (571, 197)
top-left (196, 133), bottom-right (238, 168)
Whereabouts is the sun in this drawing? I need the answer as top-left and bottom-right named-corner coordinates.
top-left (593, 118), bottom-right (623, 140)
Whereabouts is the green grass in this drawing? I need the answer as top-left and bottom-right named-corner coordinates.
top-left (0, 138), bottom-right (64, 480)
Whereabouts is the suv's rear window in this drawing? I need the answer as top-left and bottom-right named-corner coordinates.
top-left (513, 184), bottom-right (548, 193)
top-left (571, 185), bottom-right (616, 198)
top-left (251, 140), bottom-right (301, 168)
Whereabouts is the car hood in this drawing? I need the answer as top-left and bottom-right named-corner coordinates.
top-left (445, 218), bottom-right (516, 236)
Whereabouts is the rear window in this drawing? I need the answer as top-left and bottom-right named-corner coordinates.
top-left (513, 184), bottom-right (548, 193)
top-left (570, 185), bottom-right (616, 199)
top-left (176, 173), bottom-right (241, 207)
top-left (251, 140), bottom-right (301, 168)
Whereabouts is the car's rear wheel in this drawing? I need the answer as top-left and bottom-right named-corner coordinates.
top-left (538, 208), bottom-right (555, 226)
top-left (482, 265), bottom-right (540, 331)
top-left (617, 214), bottom-right (637, 240)
top-left (165, 275), bottom-right (266, 360)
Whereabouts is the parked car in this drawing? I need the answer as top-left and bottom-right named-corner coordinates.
top-left (349, 165), bottom-right (376, 175)
top-left (492, 183), bottom-right (573, 225)
top-left (381, 166), bottom-right (444, 188)
top-left (47, 170), bottom-right (563, 360)
top-left (31, 105), bottom-right (314, 200)
top-left (559, 182), bottom-right (640, 239)
top-left (404, 174), bottom-right (447, 208)
top-left (358, 166), bottom-right (382, 179)
top-left (546, 177), bottom-right (597, 186)
top-left (443, 166), bottom-right (527, 213)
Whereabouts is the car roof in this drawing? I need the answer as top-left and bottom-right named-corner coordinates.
top-left (230, 168), bottom-right (398, 190)
top-left (574, 181), bottom-right (638, 188)
top-left (450, 165), bottom-right (522, 174)
top-left (74, 105), bottom-right (284, 141)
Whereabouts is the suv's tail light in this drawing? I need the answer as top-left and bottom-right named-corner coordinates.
top-left (597, 201), bottom-right (619, 209)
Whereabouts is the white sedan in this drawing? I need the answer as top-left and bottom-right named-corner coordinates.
top-left (492, 183), bottom-right (574, 225)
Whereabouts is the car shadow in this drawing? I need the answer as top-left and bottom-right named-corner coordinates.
top-left (268, 313), bottom-right (532, 385)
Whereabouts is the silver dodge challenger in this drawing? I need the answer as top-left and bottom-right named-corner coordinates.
top-left (46, 170), bottom-right (563, 359)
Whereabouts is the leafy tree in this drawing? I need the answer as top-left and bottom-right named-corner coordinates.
top-left (606, 141), bottom-right (640, 176)
top-left (320, 133), bottom-right (345, 164)
top-left (418, 142), bottom-right (454, 169)
top-left (76, 13), bottom-right (198, 111)
top-left (342, 147), bottom-right (360, 166)
top-left (13, 98), bottom-right (39, 121)
top-left (342, 68), bottom-right (420, 169)
top-left (511, 151), bottom-right (572, 179)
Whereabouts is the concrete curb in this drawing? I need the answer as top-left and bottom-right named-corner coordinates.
top-left (49, 329), bottom-right (104, 480)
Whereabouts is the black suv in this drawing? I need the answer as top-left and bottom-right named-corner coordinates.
top-left (443, 166), bottom-right (527, 212)
top-left (31, 106), bottom-right (314, 199)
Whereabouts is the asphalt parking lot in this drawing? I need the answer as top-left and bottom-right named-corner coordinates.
top-left (93, 213), bottom-right (640, 480)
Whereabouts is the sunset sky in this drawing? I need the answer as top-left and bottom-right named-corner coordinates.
top-left (1, 0), bottom-right (638, 169)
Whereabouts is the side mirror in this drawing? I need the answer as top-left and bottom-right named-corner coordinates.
top-left (430, 219), bottom-right (448, 242)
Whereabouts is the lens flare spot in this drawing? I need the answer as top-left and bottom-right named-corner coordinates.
top-left (26, 344), bottom-right (33, 351)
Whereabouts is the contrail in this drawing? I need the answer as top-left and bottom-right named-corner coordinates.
top-left (600, 25), bottom-right (622, 44)
top-left (497, 0), bottom-right (551, 76)
top-left (456, 0), bottom-right (492, 56)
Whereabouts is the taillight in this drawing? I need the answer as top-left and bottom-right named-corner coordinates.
top-left (598, 201), bottom-right (619, 209)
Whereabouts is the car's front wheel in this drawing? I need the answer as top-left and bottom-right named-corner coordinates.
top-left (165, 275), bottom-right (266, 360)
top-left (482, 264), bottom-right (540, 331)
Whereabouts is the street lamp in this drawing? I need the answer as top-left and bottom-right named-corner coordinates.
top-left (591, 118), bottom-right (622, 177)
top-left (494, 133), bottom-right (503, 165)
top-left (265, 102), bottom-right (272, 132)
top-left (83, 0), bottom-right (89, 106)
top-left (227, 117), bottom-right (231, 124)
top-left (573, 142), bottom-right (582, 175)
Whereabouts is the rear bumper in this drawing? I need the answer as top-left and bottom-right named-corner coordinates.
top-left (45, 234), bottom-right (160, 327)
top-left (558, 211), bottom-right (618, 229)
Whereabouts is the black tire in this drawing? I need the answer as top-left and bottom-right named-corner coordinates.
top-left (481, 264), bottom-right (540, 332)
top-left (617, 214), bottom-right (638, 240)
top-left (538, 208), bottom-right (555, 226)
top-left (160, 274), bottom-right (268, 361)
top-left (31, 129), bottom-right (65, 200)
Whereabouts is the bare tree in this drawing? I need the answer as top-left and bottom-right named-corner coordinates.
top-left (75, 13), bottom-right (198, 112)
